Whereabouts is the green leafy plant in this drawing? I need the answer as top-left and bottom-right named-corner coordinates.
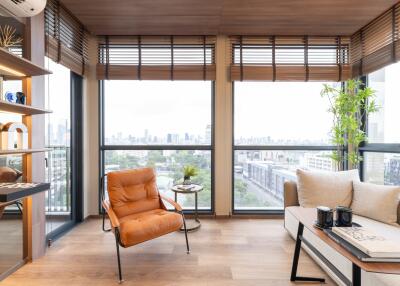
top-left (183, 165), bottom-right (198, 179)
top-left (321, 79), bottom-right (379, 170)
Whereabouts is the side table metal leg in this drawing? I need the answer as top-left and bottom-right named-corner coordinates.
top-left (290, 222), bottom-right (325, 283)
top-left (195, 192), bottom-right (199, 223)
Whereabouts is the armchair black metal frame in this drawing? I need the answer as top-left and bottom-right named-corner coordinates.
top-left (100, 174), bottom-right (190, 283)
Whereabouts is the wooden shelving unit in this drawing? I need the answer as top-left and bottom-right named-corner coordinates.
top-left (0, 45), bottom-right (52, 270)
top-left (0, 101), bottom-right (52, 115)
top-left (0, 48), bottom-right (51, 79)
top-left (0, 48), bottom-right (52, 157)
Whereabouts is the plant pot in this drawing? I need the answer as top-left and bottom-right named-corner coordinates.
top-left (183, 176), bottom-right (191, 185)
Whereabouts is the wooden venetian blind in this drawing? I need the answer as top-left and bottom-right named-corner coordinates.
top-left (97, 36), bottom-right (216, 80)
top-left (230, 36), bottom-right (350, 82)
top-left (351, 3), bottom-right (400, 77)
top-left (44, 0), bottom-right (89, 76)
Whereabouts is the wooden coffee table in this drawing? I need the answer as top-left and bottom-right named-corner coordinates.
top-left (289, 207), bottom-right (400, 286)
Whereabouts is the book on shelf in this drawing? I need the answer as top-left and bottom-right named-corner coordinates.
top-left (332, 226), bottom-right (400, 259)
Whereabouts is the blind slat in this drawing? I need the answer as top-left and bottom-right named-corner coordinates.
top-left (45, 0), bottom-right (88, 76)
top-left (230, 36), bottom-right (350, 82)
top-left (98, 36), bottom-right (216, 81)
top-left (351, 3), bottom-right (400, 77)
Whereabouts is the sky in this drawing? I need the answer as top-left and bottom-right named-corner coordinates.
top-left (103, 80), bottom-right (336, 144)
top-left (234, 81), bottom-right (336, 142)
top-left (368, 62), bottom-right (400, 144)
top-left (104, 80), bottom-right (212, 139)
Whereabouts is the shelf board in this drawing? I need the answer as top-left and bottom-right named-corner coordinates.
top-left (0, 182), bottom-right (50, 202)
top-left (0, 101), bottom-right (52, 115)
top-left (0, 148), bottom-right (51, 155)
top-left (0, 48), bottom-right (52, 79)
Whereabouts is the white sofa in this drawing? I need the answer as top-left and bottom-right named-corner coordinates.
top-left (284, 181), bottom-right (400, 286)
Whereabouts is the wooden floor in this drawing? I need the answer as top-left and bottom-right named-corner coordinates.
top-left (2, 218), bottom-right (335, 286)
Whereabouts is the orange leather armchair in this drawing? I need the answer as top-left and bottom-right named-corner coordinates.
top-left (102, 168), bottom-right (190, 283)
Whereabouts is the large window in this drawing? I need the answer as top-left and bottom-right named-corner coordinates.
top-left (362, 62), bottom-right (400, 184)
top-left (233, 82), bottom-right (337, 212)
top-left (101, 81), bottom-right (213, 211)
top-left (45, 58), bottom-right (72, 235)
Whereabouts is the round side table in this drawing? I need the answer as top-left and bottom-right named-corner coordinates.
top-left (171, 184), bottom-right (203, 232)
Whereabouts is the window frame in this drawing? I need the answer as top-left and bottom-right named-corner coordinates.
top-left (231, 82), bottom-right (339, 215)
top-left (359, 75), bottom-right (400, 181)
top-left (98, 80), bottom-right (215, 215)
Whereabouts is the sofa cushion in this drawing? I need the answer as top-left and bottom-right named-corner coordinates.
top-left (296, 169), bottom-right (360, 209)
top-left (351, 181), bottom-right (400, 226)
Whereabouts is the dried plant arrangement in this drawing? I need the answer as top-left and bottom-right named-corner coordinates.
top-left (0, 25), bottom-right (23, 49)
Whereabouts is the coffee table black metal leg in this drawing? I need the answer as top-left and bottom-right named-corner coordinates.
top-left (290, 222), bottom-right (326, 283)
top-left (352, 263), bottom-right (361, 286)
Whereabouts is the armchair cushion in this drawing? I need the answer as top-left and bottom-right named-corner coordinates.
top-left (119, 209), bottom-right (183, 247)
top-left (107, 168), bottom-right (162, 218)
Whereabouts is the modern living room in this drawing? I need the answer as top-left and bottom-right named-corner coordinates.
top-left (0, 0), bottom-right (400, 285)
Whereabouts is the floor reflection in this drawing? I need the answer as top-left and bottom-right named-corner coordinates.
top-left (0, 214), bottom-right (23, 275)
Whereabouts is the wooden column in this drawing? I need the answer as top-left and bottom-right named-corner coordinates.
top-left (83, 35), bottom-right (100, 218)
top-left (23, 12), bottom-right (47, 260)
top-left (214, 35), bottom-right (233, 216)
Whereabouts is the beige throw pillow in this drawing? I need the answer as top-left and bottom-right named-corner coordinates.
top-left (351, 181), bottom-right (400, 226)
top-left (296, 169), bottom-right (360, 209)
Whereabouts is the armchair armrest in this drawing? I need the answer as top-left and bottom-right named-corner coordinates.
top-left (160, 194), bottom-right (183, 212)
top-left (102, 199), bottom-right (120, 228)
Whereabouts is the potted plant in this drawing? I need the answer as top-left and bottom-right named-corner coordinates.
top-left (321, 79), bottom-right (379, 170)
top-left (182, 165), bottom-right (198, 185)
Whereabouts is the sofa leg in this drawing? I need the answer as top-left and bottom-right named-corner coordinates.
top-left (115, 235), bottom-right (123, 283)
top-left (182, 214), bottom-right (190, 254)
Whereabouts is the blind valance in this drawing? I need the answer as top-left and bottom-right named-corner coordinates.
top-left (230, 36), bottom-right (350, 82)
top-left (45, 0), bottom-right (89, 76)
top-left (97, 36), bottom-right (216, 80)
top-left (351, 3), bottom-right (400, 77)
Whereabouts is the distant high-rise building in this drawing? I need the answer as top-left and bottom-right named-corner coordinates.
top-left (305, 153), bottom-right (336, 171)
top-left (205, 124), bottom-right (211, 143)
top-left (385, 155), bottom-right (400, 185)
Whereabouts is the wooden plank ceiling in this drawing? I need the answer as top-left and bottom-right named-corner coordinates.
top-left (60, 0), bottom-right (399, 35)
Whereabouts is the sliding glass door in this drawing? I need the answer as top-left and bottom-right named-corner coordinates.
top-left (45, 57), bottom-right (83, 240)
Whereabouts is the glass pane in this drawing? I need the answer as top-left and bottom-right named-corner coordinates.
top-left (367, 62), bottom-right (400, 143)
top-left (363, 152), bottom-right (400, 185)
top-left (104, 81), bottom-right (212, 145)
top-left (234, 82), bottom-right (337, 145)
top-left (45, 57), bottom-right (72, 234)
top-left (234, 150), bottom-right (334, 210)
top-left (104, 150), bottom-right (212, 210)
